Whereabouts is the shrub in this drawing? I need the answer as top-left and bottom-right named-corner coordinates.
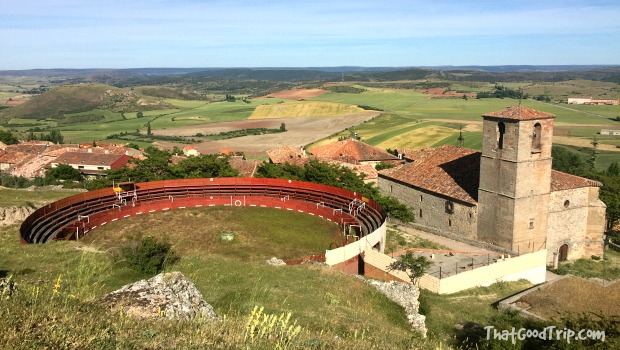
top-left (119, 236), bottom-right (180, 276)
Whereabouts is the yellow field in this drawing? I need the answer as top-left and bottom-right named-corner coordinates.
top-left (375, 125), bottom-right (457, 150)
top-left (249, 101), bottom-right (362, 119)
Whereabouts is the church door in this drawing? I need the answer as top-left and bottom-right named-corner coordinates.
top-left (558, 244), bottom-right (569, 261)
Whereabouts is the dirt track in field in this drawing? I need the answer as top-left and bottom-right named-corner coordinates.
top-left (155, 111), bottom-right (380, 157)
top-left (263, 88), bottom-right (327, 100)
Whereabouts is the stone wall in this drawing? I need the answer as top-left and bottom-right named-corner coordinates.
top-left (378, 177), bottom-right (477, 239)
top-left (546, 187), bottom-right (605, 264)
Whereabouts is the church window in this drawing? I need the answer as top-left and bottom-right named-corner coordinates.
top-left (445, 201), bottom-right (454, 214)
top-left (532, 123), bottom-right (542, 151)
top-left (448, 219), bottom-right (452, 227)
top-left (564, 200), bottom-right (570, 208)
top-left (497, 122), bottom-right (506, 149)
top-left (528, 219), bottom-right (535, 229)
top-left (419, 209), bottom-right (423, 218)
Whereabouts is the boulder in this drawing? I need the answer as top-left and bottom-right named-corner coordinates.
top-left (101, 271), bottom-right (218, 321)
top-left (266, 257), bottom-right (286, 266)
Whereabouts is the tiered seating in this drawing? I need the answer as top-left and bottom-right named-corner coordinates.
top-left (20, 178), bottom-right (387, 244)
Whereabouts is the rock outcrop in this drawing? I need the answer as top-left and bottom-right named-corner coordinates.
top-left (0, 206), bottom-right (36, 226)
top-left (101, 271), bottom-right (218, 321)
top-left (365, 279), bottom-right (427, 337)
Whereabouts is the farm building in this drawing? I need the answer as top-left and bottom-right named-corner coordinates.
top-left (51, 151), bottom-right (130, 176)
top-left (568, 97), bottom-right (620, 105)
top-left (601, 129), bottom-right (620, 136)
top-left (378, 106), bottom-right (606, 266)
top-left (183, 145), bottom-right (200, 157)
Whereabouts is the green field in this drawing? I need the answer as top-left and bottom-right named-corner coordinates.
top-left (310, 88), bottom-right (429, 112)
top-left (0, 188), bottom-right (77, 207)
top-left (3, 83), bottom-right (618, 166)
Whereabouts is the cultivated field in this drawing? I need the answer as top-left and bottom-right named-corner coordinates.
top-left (263, 88), bottom-right (327, 100)
top-left (2, 80), bottom-right (619, 166)
top-left (249, 101), bottom-right (363, 119)
top-left (157, 111), bottom-right (380, 156)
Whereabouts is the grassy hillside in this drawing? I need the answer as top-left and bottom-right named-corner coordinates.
top-left (0, 84), bottom-right (172, 122)
top-left (0, 204), bottom-right (432, 349)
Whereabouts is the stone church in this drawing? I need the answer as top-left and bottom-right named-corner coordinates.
top-left (378, 106), bottom-right (606, 265)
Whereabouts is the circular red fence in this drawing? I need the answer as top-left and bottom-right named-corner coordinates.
top-left (20, 178), bottom-right (387, 245)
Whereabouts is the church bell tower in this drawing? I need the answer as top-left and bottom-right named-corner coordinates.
top-left (476, 106), bottom-right (555, 254)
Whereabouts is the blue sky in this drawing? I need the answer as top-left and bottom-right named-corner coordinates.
top-left (1, 0), bottom-right (619, 69)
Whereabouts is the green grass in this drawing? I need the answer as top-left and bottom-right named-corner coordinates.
top-left (81, 207), bottom-right (339, 261)
top-left (64, 108), bottom-right (125, 122)
top-left (364, 121), bottom-right (433, 146)
top-left (0, 188), bottom-right (77, 207)
top-left (432, 131), bottom-right (484, 150)
top-left (7, 118), bottom-right (53, 125)
top-left (420, 280), bottom-right (533, 345)
top-left (551, 249), bottom-right (620, 280)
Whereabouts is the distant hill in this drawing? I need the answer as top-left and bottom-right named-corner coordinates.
top-left (2, 65), bottom-right (619, 85)
top-left (0, 83), bottom-right (171, 121)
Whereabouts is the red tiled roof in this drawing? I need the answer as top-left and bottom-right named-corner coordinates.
top-left (267, 145), bottom-right (307, 164)
top-left (0, 151), bottom-right (33, 165)
top-left (5, 144), bottom-right (49, 154)
top-left (380, 145), bottom-right (602, 204)
top-left (482, 105), bottom-right (555, 121)
top-left (310, 138), bottom-right (398, 163)
top-left (52, 152), bottom-right (127, 166)
top-left (321, 158), bottom-right (379, 180)
top-left (379, 145), bottom-right (481, 204)
top-left (550, 170), bottom-right (603, 191)
top-left (229, 158), bottom-right (260, 178)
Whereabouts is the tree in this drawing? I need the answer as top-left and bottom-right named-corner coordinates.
top-left (375, 161), bottom-right (396, 171)
top-left (119, 236), bottom-right (180, 276)
top-left (608, 161), bottom-right (620, 176)
top-left (170, 155), bottom-right (239, 179)
top-left (279, 123), bottom-right (286, 132)
top-left (46, 164), bottom-right (82, 182)
top-left (0, 130), bottom-right (18, 145)
top-left (136, 111), bottom-right (144, 118)
top-left (387, 252), bottom-right (431, 285)
top-left (255, 160), bottom-right (414, 222)
top-left (551, 146), bottom-right (588, 176)
top-left (146, 123), bottom-right (152, 136)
